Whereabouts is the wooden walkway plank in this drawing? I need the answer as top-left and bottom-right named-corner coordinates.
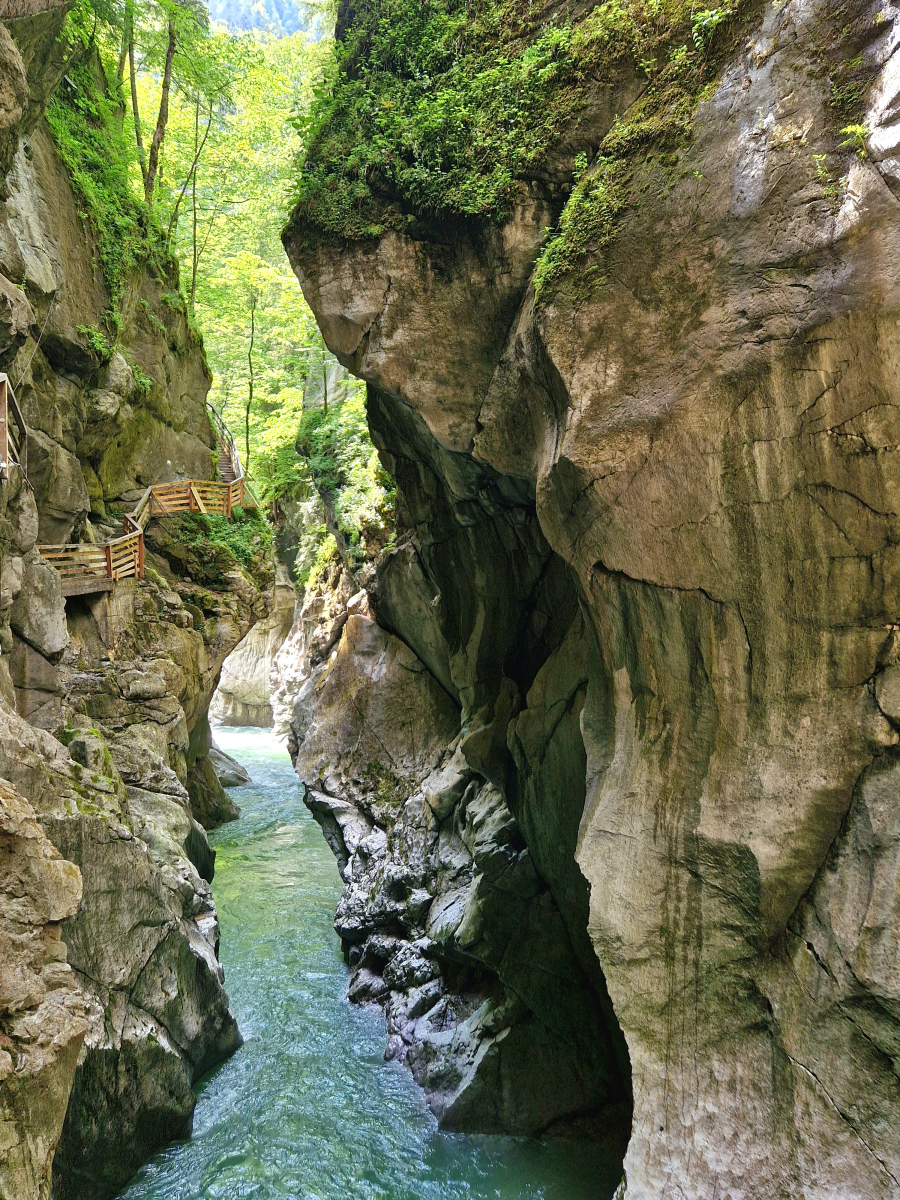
top-left (28, 403), bottom-right (257, 592)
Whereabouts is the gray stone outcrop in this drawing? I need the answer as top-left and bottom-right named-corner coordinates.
top-left (283, 0), bottom-right (900, 1194)
top-left (211, 565), bottom-right (295, 727)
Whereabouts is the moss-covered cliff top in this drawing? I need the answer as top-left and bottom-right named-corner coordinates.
top-left (286, 0), bottom-right (755, 247)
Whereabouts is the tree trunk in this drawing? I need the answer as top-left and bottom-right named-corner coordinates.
top-left (245, 299), bottom-right (256, 474)
top-left (191, 97), bottom-right (199, 311)
top-left (128, 20), bottom-right (147, 186)
top-left (167, 94), bottom-right (213, 247)
top-left (145, 16), bottom-right (176, 203)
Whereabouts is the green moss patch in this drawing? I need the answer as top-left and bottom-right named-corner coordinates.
top-left (151, 508), bottom-right (275, 590)
top-left (289, 0), bottom-right (752, 251)
top-left (46, 53), bottom-right (166, 319)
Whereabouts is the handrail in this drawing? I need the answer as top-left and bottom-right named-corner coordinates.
top-left (36, 476), bottom-right (252, 588)
top-left (36, 407), bottom-right (255, 595)
top-left (0, 373), bottom-right (30, 486)
top-left (207, 401), bottom-right (245, 484)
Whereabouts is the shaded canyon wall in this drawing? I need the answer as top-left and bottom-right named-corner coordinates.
top-left (283, 0), bottom-right (900, 1195)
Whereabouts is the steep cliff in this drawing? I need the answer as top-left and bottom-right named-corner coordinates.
top-left (0, 12), bottom-right (271, 1197)
top-left (0, 779), bottom-right (86, 1200)
top-left (212, 564), bottom-right (295, 727)
top-left (284, 0), bottom-right (900, 1195)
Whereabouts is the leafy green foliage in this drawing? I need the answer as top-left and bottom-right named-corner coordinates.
top-left (76, 322), bottom-right (113, 359)
top-left (297, 384), bottom-right (395, 563)
top-left (839, 123), bottom-right (869, 156)
top-left (303, 530), bottom-right (337, 588)
top-left (46, 56), bottom-right (163, 314)
top-left (155, 506), bottom-right (274, 587)
top-left (531, 0), bottom-right (750, 302)
top-left (533, 159), bottom-right (625, 300)
top-left (51, 1), bottom-right (391, 584)
top-left (691, 7), bottom-right (733, 50)
top-left (289, 0), bottom-right (747, 244)
top-left (152, 32), bottom-right (343, 511)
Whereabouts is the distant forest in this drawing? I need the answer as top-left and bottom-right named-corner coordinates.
top-left (206, 0), bottom-right (319, 35)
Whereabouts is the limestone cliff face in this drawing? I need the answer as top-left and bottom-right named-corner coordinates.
top-left (0, 35), bottom-right (213, 544)
top-left (0, 13), bottom-right (270, 1198)
top-left (0, 779), bottom-right (86, 1200)
top-left (285, 0), bottom-right (900, 1194)
top-left (212, 565), bottom-right (295, 727)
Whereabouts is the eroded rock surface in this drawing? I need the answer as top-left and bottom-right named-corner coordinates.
top-left (212, 565), bottom-right (295, 727)
top-left (285, 399), bottom-right (632, 1155)
top-left (0, 779), bottom-right (86, 1200)
top-left (285, 0), bottom-right (900, 1194)
top-left (0, 15), bottom-right (270, 1197)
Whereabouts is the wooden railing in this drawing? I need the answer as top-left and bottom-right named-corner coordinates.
top-left (36, 476), bottom-right (256, 595)
top-left (34, 406), bottom-right (258, 597)
top-left (0, 373), bottom-right (29, 484)
top-left (207, 402), bottom-right (243, 482)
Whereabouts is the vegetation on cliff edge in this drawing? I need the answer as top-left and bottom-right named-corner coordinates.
top-left (288, 0), bottom-right (749, 252)
top-left (151, 506), bottom-right (275, 589)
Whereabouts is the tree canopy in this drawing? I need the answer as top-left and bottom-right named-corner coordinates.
top-left (51, 0), bottom-right (392, 575)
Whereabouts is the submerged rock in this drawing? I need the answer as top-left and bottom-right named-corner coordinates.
top-left (209, 742), bottom-right (251, 788)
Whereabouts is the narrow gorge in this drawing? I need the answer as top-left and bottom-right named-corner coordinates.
top-left (3, 0), bottom-right (900, 1197)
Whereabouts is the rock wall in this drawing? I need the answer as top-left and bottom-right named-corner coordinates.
top-left (0, 779), bottom-right (85, 1200)
top-left (284, 0), bottom-right (900, 1195)
top-left (0, 13), bottom-right (271, 1197)
top-left (212, 565), bottom-right (295, 727)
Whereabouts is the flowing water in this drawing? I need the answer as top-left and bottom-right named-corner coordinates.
top-left (119, 728), bottom-right (618, 1200)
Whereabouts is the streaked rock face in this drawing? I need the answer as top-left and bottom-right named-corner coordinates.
top-left (285, 0), bottom-right (900, 1194)
top-left (0, 779), bottom-right (86, 1200)
top-left (212, 566), bottom-right (295, 727)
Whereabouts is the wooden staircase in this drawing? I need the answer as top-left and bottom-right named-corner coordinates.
top-left (217, 445), bottom-right (238, 484)
top-left (0, 386), bottom-right (259, 596)
top-left (0, 372), bottom-right (28, 484)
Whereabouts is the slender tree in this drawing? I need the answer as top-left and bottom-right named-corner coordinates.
top-left (127, 4), bottom-right (147, 185)
top-left (145, 10), bottom-right (176, 201)
top-left (245, 290), bottom-right (257, 473)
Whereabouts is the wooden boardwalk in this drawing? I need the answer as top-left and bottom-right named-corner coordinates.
top-left (0, 376), bottom-right (257, 597)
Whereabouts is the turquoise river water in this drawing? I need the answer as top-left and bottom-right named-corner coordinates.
top-left (119, 727), bottom-right (616, 1200)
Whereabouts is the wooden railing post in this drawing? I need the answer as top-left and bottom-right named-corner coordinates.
top-left (105, 543), bottom-right (113, 579)
top-left (138, 531), bottom-right (144, 578)
top-left (0, 376), bottom-right (9, 483)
